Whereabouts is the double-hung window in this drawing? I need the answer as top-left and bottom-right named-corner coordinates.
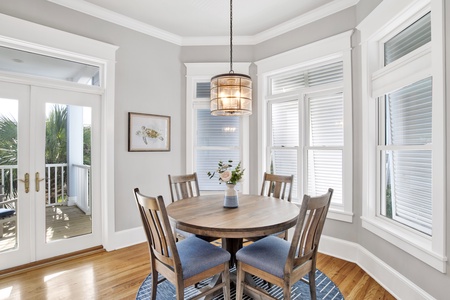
top-left (185, 63), bottom-right (250, 193)
top-left (257, 31), bottom-right (353, 222)
top-left (267, 62), bottom-right (344, 204)
top-left (359, 0), bottom-right (446, 272)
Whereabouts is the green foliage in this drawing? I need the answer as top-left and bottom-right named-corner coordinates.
top-left (386, 183), bottom-right (392, 218)
top-left (208, 160), bottom-right (244, 185)
top-left (0, 115), bottom-right (18, 166)
top-left (0, 106), bottom-right (92, 198)
top-left (83, 126), bottom-right (91, 165)
top-left (45, 105), bottom-right (67, 164)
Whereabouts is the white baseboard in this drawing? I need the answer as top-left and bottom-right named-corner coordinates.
top-left (104, 227), bottom-right (146, 251)
top-left (319, 235), bottom-right (435, 300)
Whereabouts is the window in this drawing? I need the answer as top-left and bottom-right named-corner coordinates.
top-left (196, 106), bottom-right (240, 190)
top-left (358, 0), bottom-right (446, 272)
top-left (379, 77), bottom-right (432, 235)
top-left (185, 63), bottom-right (250, 193)
top-left (256, 31), bottom-right (353, 222)
top-left (267, 65), bottom-right (344, 206)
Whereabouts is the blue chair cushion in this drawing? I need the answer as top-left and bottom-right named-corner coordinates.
top-left (175, 228), bottom-right (195, 239)
top-left (236, 235), bottom-right (290, 279)
top-left (176, 237), bottom-right (231, 279)
top-left (0, 208), bottom-right (15, 218)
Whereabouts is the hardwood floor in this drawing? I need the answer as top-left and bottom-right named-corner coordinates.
top-left (0, 242), bottom-right (396, 300)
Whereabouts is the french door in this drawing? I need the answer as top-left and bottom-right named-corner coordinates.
top-left (0, 81), bottom-right (102, 269)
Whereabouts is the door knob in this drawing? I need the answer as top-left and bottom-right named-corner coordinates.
top-left (19, 173), bottom-right (30, 193)
top-left (35, 172), bottom-right (45, 192)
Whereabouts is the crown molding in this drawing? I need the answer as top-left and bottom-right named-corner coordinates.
top-left (252, 0), bottom-right (359, 45)
top-left (47, 0), bottom-right (183, 45)
top-left (48, 0), bottom-right (359, 46)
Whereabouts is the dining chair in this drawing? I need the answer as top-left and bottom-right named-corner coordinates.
top-left (168, 173), bottom-right (217, 242)
top-left (235, 188), bottom-right (333, 300)
top-left (260, 172), bottom-right (294, 202)
top-left (248, 172), bottom-right (294, 241)
top-left (168, 173), bottom-right (200, 203)
top-left (134, 188), bottom-right (231, 300)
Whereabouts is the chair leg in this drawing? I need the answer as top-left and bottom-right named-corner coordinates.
top-left (283, 282), bottom-right (291, 300)
top-left (309, 269), bottom-right (317, 300)
top-left (235, 263), bottom-right (244, 300)
top-left (222, 262), bottom-right (231, 300)
top-left (151, 269), bottom-right (158, 300)
top-left (175, 283), bottom-right (184, 300)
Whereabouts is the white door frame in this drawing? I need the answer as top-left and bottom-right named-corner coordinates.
top-left (0, 13), bottom-right (118, 258)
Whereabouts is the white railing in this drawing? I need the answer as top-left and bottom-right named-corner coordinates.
top-left (72, 164), bottom-right (91, 215)
top-left (45, 163), bottom-right (68, 206)
top-left (0, 163), bottom-right (85, 207)
top-left (0, 165), bottom-right (17, 200)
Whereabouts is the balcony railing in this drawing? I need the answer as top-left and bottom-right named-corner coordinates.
top-left (0, 164), bottom-right (90, 212)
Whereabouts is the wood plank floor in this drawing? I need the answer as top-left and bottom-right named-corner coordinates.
top-left (0, 242), bottom-right (396, 300)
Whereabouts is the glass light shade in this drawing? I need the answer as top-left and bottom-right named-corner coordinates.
top-left (210, 73), bottom-right (252, 116)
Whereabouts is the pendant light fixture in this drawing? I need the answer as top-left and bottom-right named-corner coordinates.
top-left (210, 0), bottom-right (252, 116)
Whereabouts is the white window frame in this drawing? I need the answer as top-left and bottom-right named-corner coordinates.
top-left (358, 0), bottom-right (447, 272)
top-left (185, 63), bottom-right (250, 194)
top-left (255, 31), bottom-right (353, 223)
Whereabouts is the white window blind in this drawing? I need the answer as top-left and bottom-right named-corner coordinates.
top-left (196, 109), bottom-right (240, 191)
top-left (196, 82), bottom-right (210, 98)
top-left (384, 12), bottom-right (431, 65)
top-left (307, 93), bottom-right (343, 204)
top-left (270, 61), bottom-right (343, 95)
top-left (268, 60), bottom-right (344, 204)
top-left (381, 77), bottom-right (432, 235)
top-left (270, 101), bottom-right (299, 198)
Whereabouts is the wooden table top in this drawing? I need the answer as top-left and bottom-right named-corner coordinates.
top-left (167, 194), bottom-right (300, 239)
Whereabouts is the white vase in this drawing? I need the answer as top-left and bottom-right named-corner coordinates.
top-left (223, 183), bottom-right (238, 208)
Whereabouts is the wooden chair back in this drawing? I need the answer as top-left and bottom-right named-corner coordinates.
top-left (134, 188), bottom-right (181, 278)
top-left (134, 188), bottom-right (231, 299)
top-left (287, 188), bottom-right (333, 295)
top-left (260, 172), bottom-right (294, 202)
top-left (168, 173), bottom-right (200, 202)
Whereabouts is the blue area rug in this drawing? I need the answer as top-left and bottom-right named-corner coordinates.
top-left (136, 269), bottom-right (344, 299)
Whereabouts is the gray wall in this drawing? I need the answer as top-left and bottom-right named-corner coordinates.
top-left (0, 0), bottom-right (183, 231)
top-left (1, 0), bottom-right (449, 298)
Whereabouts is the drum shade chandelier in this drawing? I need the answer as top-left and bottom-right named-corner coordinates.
top-left (210, 0), bottom-right (252, 116)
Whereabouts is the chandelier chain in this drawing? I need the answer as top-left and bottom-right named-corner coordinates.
top-left (229, 0), bottom-right (233, 73)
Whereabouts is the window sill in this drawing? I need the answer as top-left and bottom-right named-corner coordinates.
top-left (327, 209), bottom-right (353, 223)
top-left (361, 216), bottom-right (447, 273)
top-left (293, 203), bottom-right (353, 223)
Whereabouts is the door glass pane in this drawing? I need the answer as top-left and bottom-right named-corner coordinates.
top-left (45, 103), bottom-right (92, 242)
top-left (0, 98), bottom-right (18, 252)
top-left (0, 46), bottom-right (100, 86)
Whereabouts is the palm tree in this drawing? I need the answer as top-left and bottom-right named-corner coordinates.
top-left (45, 105), bottom-right (67, 164)
top-left (0, 115), bottom-right (18, 197)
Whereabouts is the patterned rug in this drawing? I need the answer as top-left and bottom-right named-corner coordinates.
top-left (136, 269), bottom-right (344, 299)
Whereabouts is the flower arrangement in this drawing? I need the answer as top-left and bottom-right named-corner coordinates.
top-left (207, 160), bottom-right (244, 185)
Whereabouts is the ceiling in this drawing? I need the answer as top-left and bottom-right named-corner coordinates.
top-left (48, 0), bottom-right (359, 45)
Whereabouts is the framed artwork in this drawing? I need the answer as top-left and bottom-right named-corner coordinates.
top-left (128, 112), bottom-right (171, 152)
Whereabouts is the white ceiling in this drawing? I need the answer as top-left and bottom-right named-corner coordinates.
top-left (48, 0), bottom-right (359, 45)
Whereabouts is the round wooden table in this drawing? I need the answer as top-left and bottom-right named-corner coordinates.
top-left (167, 194), bottom-right (300, 266)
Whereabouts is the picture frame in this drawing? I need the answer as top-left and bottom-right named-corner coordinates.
top-left (128, 112), bottom-right (171, 152)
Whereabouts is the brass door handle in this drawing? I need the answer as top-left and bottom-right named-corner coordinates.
top-left (19, 173), bottom-right (30, 193)
top-left (35, 172), bottom-right (45, 192)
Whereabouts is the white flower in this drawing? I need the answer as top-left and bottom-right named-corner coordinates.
top-left (220, 170), bottom-right (232, 182)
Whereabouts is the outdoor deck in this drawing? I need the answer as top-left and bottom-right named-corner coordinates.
top-left (0, 205), bottom-right (92, 253)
